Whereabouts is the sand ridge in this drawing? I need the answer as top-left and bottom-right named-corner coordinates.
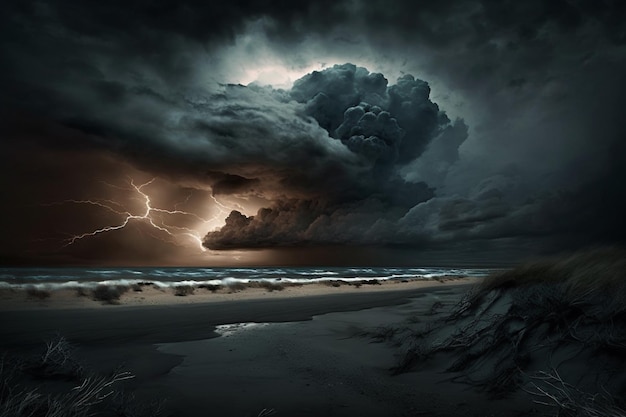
top-left (0, 276), bottom-right (472, 310)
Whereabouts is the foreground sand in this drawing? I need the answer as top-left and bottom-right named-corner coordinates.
top-left (151, 285), bottom-right (536, 417)
top-left (0, 279), bottom-right (539, 417)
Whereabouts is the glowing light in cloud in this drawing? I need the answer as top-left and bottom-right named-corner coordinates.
top-left (213, 18), bottom-right (405, 90)
top-left (211, 19), bottom-right (352, 89)
top-left (237, 62), bottom-right (330, 89)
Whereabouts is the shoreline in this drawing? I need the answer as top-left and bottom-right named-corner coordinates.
top-left (0, 275), bottom-right (473, 310)
top-left (1, 281), bottom-right (530, 417)
top-left (0, 279), bottom-right (475, 349)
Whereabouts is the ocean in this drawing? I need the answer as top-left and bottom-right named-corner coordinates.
top-left (0, 266), bottom-right (496, 290)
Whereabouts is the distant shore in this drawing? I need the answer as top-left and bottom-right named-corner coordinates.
top-left (0, 275), bottom-right (472, 310)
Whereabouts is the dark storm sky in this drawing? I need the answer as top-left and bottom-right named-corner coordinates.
top-left (1, 0), bottom-right (625, 266)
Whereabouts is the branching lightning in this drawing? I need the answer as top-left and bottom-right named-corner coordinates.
top-left (47, 178), bottom-right (239, 251)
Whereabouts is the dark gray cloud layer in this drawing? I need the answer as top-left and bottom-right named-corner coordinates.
top-left (203, 64), bottom-right (461, 249)
top-left (1, 0), bottom-right (625, 263)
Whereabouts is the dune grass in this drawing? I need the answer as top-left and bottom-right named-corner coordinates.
top-left (525, 369), bottom-right (626, 417)
top-left (0, 335), bottom-right (158, 417)
top-left (374, 248), bottom-right (626, 415)
top-left (480, 247), bottom-right (626, 305)
top-left (24, 334), bottom-right (84, 380)
top-left (173, 285), bottom-right (195, 296)
top-left (1, 335), bottom-right (280, 417)
top-left (92, 285), bottom-right (129, 305)
top-left (226, 282), bottom-right (247, 293)
top-left (0, 366), bottom-right (134, 417)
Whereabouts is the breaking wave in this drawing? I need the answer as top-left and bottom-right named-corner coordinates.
top-left (0, 266), bottom-right (494, 290)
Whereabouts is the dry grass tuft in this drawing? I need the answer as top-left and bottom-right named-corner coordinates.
top-left (24, 334), bottom-right (83, 380)
top-left (526, 369), bottom-right (626, 417)
top-left (481, 247), bottom-right (626, 294)
top-left (173, 285), bottom-right (195, 296)
top-left (0, 365), bottom-right (134, 417)
top-left (1, 336), bottom-right (162, 417)
top-left (227, 282), bottom-right (247, 293)
top-left (92, 285), bottom-right (129, 305)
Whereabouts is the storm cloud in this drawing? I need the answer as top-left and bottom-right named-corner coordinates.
top-left (203, 64), bottom-right (462, 249)
top-left (1, 0), bottom-right (625, 264)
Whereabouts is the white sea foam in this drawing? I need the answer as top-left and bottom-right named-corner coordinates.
top-left (0, 266), bottom-right (497, 291)
top-left (214, 322), bottom-right (271, 337)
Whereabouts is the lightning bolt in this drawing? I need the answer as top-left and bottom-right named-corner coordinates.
top-left (210, 194), bottom-right (232, 218)
top-left (47, 177), bottom-right (241, 251)
top-left (174, 193), bottom-right (193, 210)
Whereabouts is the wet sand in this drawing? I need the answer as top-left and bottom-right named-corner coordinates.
top-left (0, 278), bottom-right (470, 346)
top-left (0, 279), bottom-right (539, 416)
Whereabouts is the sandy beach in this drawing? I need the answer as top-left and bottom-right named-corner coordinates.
top-left (0, 278), bottom-right (470, 344)
top-left (0, 278), bottom-right (534, 417)
top-left (2, 252), bottom-right (624, 417)
top-left (0, 276), bottom-right (471, 311)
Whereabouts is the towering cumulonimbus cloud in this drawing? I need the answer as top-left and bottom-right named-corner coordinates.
top-left (336, 103), bottom-right (405, 165)
top-left (289, 64), bottom-right (456, 165)
top-left (203, 64), bottom-right (467, 249)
